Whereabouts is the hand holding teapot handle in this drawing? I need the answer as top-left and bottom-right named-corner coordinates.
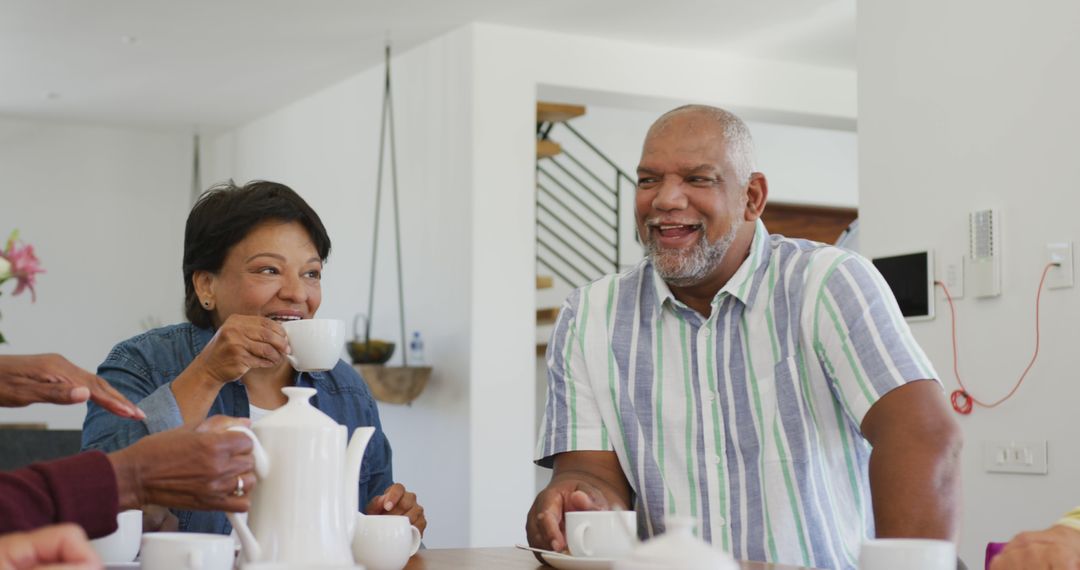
top-left (225, 426), bottom-right (270, 477)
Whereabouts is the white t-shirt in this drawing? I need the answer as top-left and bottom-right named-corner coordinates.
top-left (249, 403), bottom-right (272, 424)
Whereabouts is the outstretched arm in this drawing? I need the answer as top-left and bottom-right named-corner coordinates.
top-left (1, 416), bottom-right (257, 537)
top-left (0, 353), bottom-right (143, 419)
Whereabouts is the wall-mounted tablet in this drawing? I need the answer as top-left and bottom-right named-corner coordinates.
top-left (871, 250), bottom-right (935, 321)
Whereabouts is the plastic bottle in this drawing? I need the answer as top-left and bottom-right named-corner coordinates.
top-left (408, 331), bottom-right (425, 366)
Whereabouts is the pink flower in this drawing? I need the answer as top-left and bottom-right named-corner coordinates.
top-left (1, 237), bottom-right (45, 302)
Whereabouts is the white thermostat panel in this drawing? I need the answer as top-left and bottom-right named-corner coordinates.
top-left (968, 208), bottom-right (1001, 298)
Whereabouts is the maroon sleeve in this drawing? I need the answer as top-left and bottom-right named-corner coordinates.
top-left (0, 450), bottom-right (120, 538)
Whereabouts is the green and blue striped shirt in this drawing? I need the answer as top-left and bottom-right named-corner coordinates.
top-left (536, 220), bottom-right (939, 570)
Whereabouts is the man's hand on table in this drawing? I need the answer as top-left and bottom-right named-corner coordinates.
top-left (528, 480), bottom-right (615, 554)
top-left (0, 523), bottom-right (101, 570)
top-left (367, 483), bottom-right (427, 536)
top-left (107, 415), bottom-right (257, 512)
top-left (527, 451), bottom-right (632, 555)
top-left (990, 524), bottom-right (1080, 570)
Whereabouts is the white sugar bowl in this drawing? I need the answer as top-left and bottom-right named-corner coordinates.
top-left (614, 516), bottom-right (737, 570)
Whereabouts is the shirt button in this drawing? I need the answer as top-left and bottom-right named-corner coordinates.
top-left (713, 455), bottom-right (722, 465)
top-left (707, 393), bottom-right (715, 402)
top-left (715, 516), bottom-right (727, 526)
top-left (703, 328), bottom-right (712, 336)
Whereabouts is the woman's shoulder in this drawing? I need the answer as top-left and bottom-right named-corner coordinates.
top-left (102, 322), bottom-right (212, 371)
top-left (108, 322), bottom-right (203, 350)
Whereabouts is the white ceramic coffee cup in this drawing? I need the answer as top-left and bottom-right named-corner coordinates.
top-left (140, 532), bottom-right (235, 570)
top-left (89, 509), bottom-right (142, 563)
top-left (858, 538), bottom-right (956, 570)
top-left (282, 318), bottom-right (346, 372)
top-left (351, 514), bottom-right (422, 570)
top-left (565, 510), bottom-right (637, 558)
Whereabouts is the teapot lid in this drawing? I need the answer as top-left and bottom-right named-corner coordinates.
top-left (256, 387), bottom-right (338, 428)
top-left (613, 517), bottom-right (737, 570)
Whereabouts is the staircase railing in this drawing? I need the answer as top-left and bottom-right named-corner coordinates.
top-left (536, 120), bottom-right (637, 288)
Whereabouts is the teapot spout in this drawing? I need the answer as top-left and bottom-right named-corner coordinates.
top-left (345, 427), bottom-right (376, 535)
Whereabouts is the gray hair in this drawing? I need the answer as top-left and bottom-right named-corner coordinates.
top-left (648, 105), bottom-right (756, 184)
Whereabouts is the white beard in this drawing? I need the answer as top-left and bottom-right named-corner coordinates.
top-left (645, 218), bottom-right (742, 287)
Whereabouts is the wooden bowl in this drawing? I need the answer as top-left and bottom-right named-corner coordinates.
top-left (355, 365), bottom-right (432, 405)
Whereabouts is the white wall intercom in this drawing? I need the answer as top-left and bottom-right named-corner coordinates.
top-left (968, 208), bottom-right (1001, 297)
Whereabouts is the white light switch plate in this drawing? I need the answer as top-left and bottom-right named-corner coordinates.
top-left (943, 258), bottom-right (964, 299)
top-left (983, 440), bottom-right (1048, 475)
top-left (1046, 242), bottom-right (1073, 289)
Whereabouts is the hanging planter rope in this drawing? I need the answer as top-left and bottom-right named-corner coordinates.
top-left (352, 44), bottom-right (431, 405)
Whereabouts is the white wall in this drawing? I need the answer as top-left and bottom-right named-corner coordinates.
top-left (750, 121), bottom-right (857, 208)
top-left (859, 1), bottom-right (1080, 565)
top-left (206, 22), bottom-right (855, 548)
top-left (0, 117), bottom-right (190, 428)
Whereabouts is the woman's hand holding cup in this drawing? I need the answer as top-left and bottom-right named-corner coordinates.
top-left (197, 315), bottom-right (290, 384)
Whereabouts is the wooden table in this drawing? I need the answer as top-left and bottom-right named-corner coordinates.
top-left (403, 547), bottom-right (812, 569)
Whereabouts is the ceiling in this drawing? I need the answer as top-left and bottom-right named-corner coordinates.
top-left (0, 0), bottom-right (854, 130)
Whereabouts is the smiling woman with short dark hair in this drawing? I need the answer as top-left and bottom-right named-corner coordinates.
top-left (82, 180), bottom-right (426, 537)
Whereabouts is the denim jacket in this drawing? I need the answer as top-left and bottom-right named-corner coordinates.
top-left (81, 323), bottom-right (393, 535)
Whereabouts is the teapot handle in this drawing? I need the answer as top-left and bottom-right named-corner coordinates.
top-left (226, 426), bottom-right (270, 477)
top-left (224, 426), bottom-right (270, 563)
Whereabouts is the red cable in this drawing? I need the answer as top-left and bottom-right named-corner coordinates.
top-left (935, 263), bottom-right (1056, 414)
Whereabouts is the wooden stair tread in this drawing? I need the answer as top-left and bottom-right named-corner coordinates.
top-left (537, 307), bottom-right (560, 324)
top-left (536, 275), bottom-right (554, 289)
top-left (536, 139), bottom-right (561, 158)
top-left (537, 102), bottom-right (586, 123)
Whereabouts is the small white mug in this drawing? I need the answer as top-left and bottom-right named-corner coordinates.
top-left (140, 532), bottom-right (235, 570)
top-left (351, 514), bottom-right (422, 570)
top-left (89, 509), bottom-right (142, 563)
top-left (282, 319), bottom-right (345, 372)
top-left (858, 538), bottom-right (956, 570)
top-left (565, 510), bottom-right (637, 559)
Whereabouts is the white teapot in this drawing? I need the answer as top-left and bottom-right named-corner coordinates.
top-left (226, 387), bottom-right (375, 566)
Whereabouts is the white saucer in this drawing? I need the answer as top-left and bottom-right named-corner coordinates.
top-left (515, 544), bottom-right (615, 570)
